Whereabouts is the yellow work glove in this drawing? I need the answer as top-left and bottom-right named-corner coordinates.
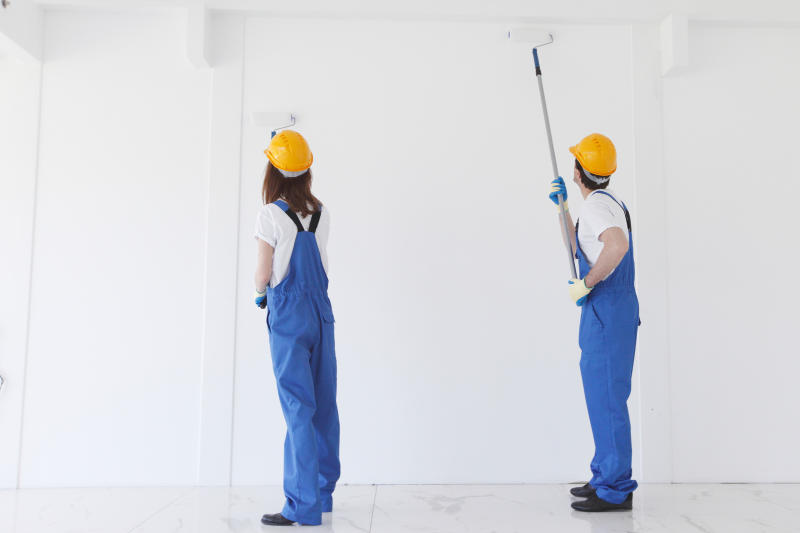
top-left (568, 278), bottom-right (592, 307)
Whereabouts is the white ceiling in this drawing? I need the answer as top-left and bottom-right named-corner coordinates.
top-left (32, 0), bottom-right (800, 24)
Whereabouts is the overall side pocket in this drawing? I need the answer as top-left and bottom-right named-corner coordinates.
top-left (589, 300), bottom-right (605, 329)
top-left (321, 307), bottom-right (335, 324)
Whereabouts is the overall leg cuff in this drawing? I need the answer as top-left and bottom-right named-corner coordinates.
top-left (321, 496), bottom-right (333, 512)
top-left (282, 502), bottom-right (322, 526)
top-left (596, 481), bottom-right (637, 505)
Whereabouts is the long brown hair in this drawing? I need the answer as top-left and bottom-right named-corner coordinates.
top-left (262, 161), bottom-right (322, 217)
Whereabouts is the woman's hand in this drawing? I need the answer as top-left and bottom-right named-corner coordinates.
top-left (254, 239), bottom-right (274, 309)
top-left (254, 288), bottom-right (267, 309)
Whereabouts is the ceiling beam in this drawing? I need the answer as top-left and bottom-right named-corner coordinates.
top-left (660, 14), bottom-right (688, 76)
top-left (0, 0), bottom-right (44, 64)
top-left (29, 0), bottom-right (800, 25)
top-left (185, 0), bottom-right (210, 69)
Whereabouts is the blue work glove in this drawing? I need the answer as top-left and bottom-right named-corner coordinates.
top-left (549, 176), bottom-right (569, 210)
top-left (568, 278), bottom-right (592, 306)
top-left (254, 288), bottom-right (267, 309)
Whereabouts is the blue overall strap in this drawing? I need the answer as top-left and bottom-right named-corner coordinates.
top-left (590, 190), bottom-right (631, 232)
top-left (282, 209), bottom-right (306, 232)
top-left (308, 211), bottom-right (322, 233)
top-left (273, 200), bottom-right (322, 234)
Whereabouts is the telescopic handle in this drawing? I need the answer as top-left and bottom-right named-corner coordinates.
top-left (533, 48), bottom-right (578, 279)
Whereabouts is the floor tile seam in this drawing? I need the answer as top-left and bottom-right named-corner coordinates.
top-left (368, 484), bottom-right (378, 533)
top-left (125, 488), bottom-right (197, 533)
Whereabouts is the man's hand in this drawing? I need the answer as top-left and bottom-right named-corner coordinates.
top-left (549, 176), bottom-right (569, 210)
top-left (568, 278), bottom-right (593, 306)
top-left (254, 288), bottom-right (267, 309)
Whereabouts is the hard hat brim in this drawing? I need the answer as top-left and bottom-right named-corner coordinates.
top-left (568, 144), bottom-right (615, 176)
top-left (569, 134), bottom-right (617, 176)
top-left (264, 150), bottom-right (314, 173)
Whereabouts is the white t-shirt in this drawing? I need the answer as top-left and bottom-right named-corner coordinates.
top-left (576, 189), bottom-right (629, 271)
top-left (254, 202), bottom-right (330, 288)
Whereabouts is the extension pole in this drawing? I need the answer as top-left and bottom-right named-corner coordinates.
top-left (532, 48), bottom-right (577, 279)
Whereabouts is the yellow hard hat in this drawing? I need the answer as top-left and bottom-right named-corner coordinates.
top-left (569, 133), bottom-right (616, 177)
top-left (265, 130), bottom-right (313, 177)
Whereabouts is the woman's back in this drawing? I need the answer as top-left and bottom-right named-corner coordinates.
top-left (255, 201), bottom-right (330, 288)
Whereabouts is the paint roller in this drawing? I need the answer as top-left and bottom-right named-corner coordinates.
top-left (250, 112), bottom-right (297, 180)
top-left (250, 112), bottom-right (297, 139)
top-left (508, 29), bottom-right (577, 279)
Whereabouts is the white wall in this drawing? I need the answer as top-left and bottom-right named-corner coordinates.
top-left (2, 9), bottom-right (799, 488)
top-left (630, 22), bottom-right (674, 483)
top-left (195, 13), bottom-right (245, 486)
top-left (0, 58), bottom-right (41, 489)
top-left (231, 18), bottom-right (638, 485)
top-left (14, 9), bottom-right (212, 487)
top-left (662, 24), bottom-right (800, 482)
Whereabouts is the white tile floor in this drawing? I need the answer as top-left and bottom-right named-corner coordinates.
top-left (0, 484), bottom-right (798, 533)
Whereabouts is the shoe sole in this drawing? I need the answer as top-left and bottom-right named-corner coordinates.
top-left (571, 506), bottom-right (632, 512)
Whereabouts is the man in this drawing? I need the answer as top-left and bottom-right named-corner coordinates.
top-left (548, 133), bottom-right (640, 512)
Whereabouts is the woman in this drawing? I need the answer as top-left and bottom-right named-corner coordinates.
top-left (253, 130), bottom-right (340, 527)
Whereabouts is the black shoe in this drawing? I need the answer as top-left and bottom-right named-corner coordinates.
top-left (569, 483), bottom-right (596, 498)
top-left (261, 513), bottom-right (295, 526)
top-left (571, 493), bottom-right (632, 512)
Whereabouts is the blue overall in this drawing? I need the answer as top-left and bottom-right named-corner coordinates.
top-left (575, 191), bottom-right (639, 504)
top-left (266, 200), bottom-right (340, 525)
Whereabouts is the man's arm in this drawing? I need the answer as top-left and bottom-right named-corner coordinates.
top-left (584, 226), bottom-right (628, 288)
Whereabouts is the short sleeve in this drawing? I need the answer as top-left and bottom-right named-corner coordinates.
top-left (254, 206), bottom-right (277, 247)
top-left (317, 206), bottom-right (331, 244)
top-left (581, 198), bottom-right (623, 239)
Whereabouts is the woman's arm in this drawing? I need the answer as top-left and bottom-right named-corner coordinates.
top-left (254, 239), bottom-right (274, 292)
